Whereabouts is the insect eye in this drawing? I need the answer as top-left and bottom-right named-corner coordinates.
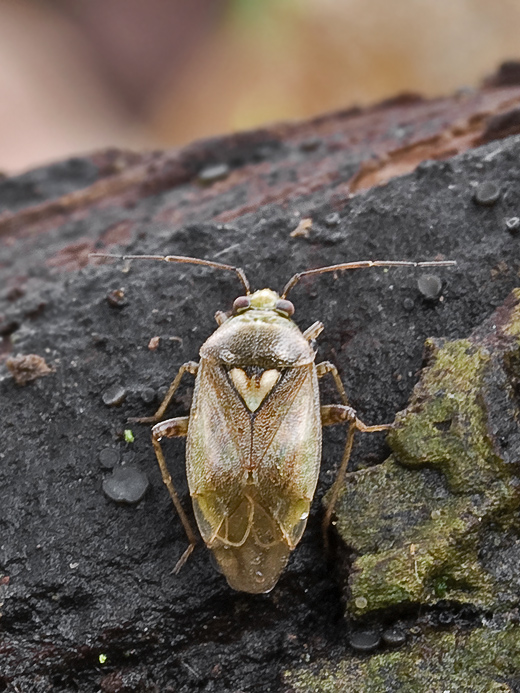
top-left (275, 299), bottom-right (295, 316)
top-left (233, 296), bottom-right (250, 313)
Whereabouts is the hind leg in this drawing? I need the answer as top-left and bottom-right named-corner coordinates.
top-left (319, 364), bottom-right (393, 552)
top-left (151, 416), bottom-right (198, 572)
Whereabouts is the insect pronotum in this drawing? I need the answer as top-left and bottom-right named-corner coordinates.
top-left (91, 252), bottom-right (455, 593)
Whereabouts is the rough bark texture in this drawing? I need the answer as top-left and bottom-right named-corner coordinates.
top-left (2, 65), bottom-right (520, 692)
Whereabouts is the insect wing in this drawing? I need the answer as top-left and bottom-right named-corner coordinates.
top-left (251, 363), bottom-right (321, 547)
top-left (186, 359), bottom-right (321, 593)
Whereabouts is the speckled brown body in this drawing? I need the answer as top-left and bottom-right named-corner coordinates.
top-left (187, 306), bottom-right (322, 593)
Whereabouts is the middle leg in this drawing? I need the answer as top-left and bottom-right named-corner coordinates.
top-left (129, 360), bottom-right (198, 424)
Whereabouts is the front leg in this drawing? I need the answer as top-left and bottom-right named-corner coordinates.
top-left (151, 415), bottom-right (198, 572)
top-left (316, 361), bottom-right (349, 405)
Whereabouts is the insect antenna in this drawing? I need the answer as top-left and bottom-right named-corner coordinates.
top-left (89, 252), bottom-right (251, 294)
top-left (281, 259), bottom-right (457, 298)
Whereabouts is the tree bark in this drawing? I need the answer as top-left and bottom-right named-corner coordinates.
top-left (2, 63), bottom-right (520, 692)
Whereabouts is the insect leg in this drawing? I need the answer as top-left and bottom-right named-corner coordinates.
top-left (152, 416), bottom-right (198, 572)
top-left (129, 361), bottom-right (199, 424)
top-left (320, 402), bottom-right (392, 552)
top-left (316, 361), bottom-right (350, 405)
top-left (303, 321), bottom-right (324, 342)
top-left (214, 310), bottom-right (228, 326)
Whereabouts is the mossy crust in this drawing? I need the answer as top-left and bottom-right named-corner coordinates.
top-left (286, 624), bottom-right (520, 693)
top-left (330, 289), bottom-right (520, 618)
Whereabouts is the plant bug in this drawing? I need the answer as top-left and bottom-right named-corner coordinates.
top-left (91, 252), bottom-right (455, 593)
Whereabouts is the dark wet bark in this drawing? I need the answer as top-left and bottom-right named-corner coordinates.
top-left (2, 64), bottom-right (520, 692)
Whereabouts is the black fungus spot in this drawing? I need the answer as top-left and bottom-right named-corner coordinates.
top-left (348, 629), bottom-right (381, 653)
top-left (102, 465), bottom-right (150, 504)
top-left (102, 385), bottom-right (127, 407)
top-left (418, 274), bottom-right (442, 300)
top-left (382, 627), bottom-right (406, 647)
top-left (99, 448), bottom-right (120, 469)
top-left (473, 181), bottom-right (501, 207)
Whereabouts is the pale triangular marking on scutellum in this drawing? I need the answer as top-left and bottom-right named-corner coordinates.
top-left (229, 368), bottom-right (281, 412)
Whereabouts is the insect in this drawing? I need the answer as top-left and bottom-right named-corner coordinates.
top-left (92, 252), bottom-right (455, 593)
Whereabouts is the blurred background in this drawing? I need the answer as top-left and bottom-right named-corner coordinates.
top-left (2, 0), bottom-right (520, 173)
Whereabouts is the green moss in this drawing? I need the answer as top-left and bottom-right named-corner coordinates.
top-left (329, 328), bottom-right (520, 617)
top-left (389, 339), bottom-right (505, 493)
top-left (502, 288), bottom-right (520, 339)
top-left (286, 625), bottom-right (520, 693)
